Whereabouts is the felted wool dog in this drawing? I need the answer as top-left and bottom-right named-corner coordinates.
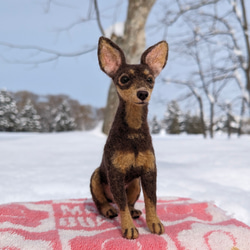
top-left (90, 37), bottom-right (168, 239)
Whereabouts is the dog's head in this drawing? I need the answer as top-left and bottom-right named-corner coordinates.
top-left (98, 37), bottom-right (168, 106)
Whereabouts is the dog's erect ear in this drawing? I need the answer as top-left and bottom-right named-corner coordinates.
top-left (98, 37), bottom-right (126, 78)
top-left (141, 41), bottom-right (168, 77)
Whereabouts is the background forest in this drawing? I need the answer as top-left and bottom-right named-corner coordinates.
top-left (1, 89), bottom-right (249, 136)
top-left (1, 0), bottom-right (250, 137)
top-left (0, 90), bottom-right (104, 132)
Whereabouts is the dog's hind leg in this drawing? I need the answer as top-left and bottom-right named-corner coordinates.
top-left (90, 168), bottom-right (118, 218)
top-left (126, 178), bottom-right (142, 219)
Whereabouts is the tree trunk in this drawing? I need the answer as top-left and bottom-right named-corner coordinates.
top-left (238, 98), bottom-right (245, 137)
top-left (188, 85), bottom-right (207, 138)
top-left (209, 102), bottom-right (214, 138)
top-left (226, 104), bottom-right (232, 139)
top-left (240, 0), bottom-right (250, 93)
top-left (239, 0), bottom-right (250, 115)
top-left (197, 96), bottom-right (206, 138)
top-left (102, 0), bottom-right (156, 135)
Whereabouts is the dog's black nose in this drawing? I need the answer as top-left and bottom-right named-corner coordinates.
top-left (137, 91), bottom-right (148, 101)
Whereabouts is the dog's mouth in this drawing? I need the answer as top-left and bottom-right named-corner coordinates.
top-left (135, 101), bottom-right (148, 105)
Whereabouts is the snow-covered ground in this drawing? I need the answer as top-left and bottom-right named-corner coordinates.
top-left (0, 127), bottom-right (250, 227)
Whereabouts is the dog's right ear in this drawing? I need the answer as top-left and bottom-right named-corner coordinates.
top-left (98, 37), bottom-right (126, 78)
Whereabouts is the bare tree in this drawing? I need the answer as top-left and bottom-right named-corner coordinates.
top-left (164, 18), bottom-right (233, 138)
top-left (102, 0), bottom-right (156, 134)
top-left (160, 0), bottom-right (250, 137)
top-left (230, 0), bottom-right (250, 135)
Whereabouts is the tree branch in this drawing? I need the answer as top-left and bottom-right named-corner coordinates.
top-left (94, 0), bottom-right (105, 36)
top-left (162, 0), bottom-right (221, 26)
top-left (0, 41), bottom-right (96, 64)
top-left (54, 18), bottom-right (94, 33)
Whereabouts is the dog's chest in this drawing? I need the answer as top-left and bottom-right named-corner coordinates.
top-left (111, 150), bottom-right (155, 174)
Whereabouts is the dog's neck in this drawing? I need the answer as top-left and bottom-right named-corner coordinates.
top-left (125, 102), bottom-right (146, 130)
top-left (114, 99), bottom-right (148, 131)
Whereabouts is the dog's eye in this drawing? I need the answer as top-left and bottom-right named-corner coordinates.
top-left (120, 75), bottom-right (130, 84)
top-left (147, 77), bottom-right (153, 84)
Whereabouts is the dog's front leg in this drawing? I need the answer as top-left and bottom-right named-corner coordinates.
top-left (141, 169), bottom-right (165, 235)
top-left (108, 166), bottom-right (139, 239)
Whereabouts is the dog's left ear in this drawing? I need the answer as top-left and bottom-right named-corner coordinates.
top-left (141, 41), bottom-right (168, 77)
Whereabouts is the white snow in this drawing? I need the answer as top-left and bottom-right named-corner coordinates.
top-left (105, 22), bottom-right (125, 39)
top-left (233, 48), bottom-right (243, 56)
top-left (234, 69), bottom-right (250, 102)
top-left (0, 127), bottom-right (250, 226)
top-left (207, 93), bottom-right (215, 104)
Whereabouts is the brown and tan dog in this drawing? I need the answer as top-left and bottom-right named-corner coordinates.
top-left (90, 37), bottom-right (168, 239)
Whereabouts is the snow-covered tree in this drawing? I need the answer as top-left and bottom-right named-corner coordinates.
top-left (0, 90), bottom-right (19, 132)
top-left (19, 99), bottom-right (41, 132)
top-left (214, 103), bottom-right (239, 137)
top-left (151, 116), bottom-right (161, 134)
top-left (184, 113), bottom-right (204, 135)
top-left (242, 118), bottom-right (250, 134)
top-left (52, 101), bottom-right (76, 132)
top-left (163, 101), bottom-right (182, 134)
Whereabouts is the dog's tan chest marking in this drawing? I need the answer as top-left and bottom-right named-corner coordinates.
top-left (127, 133), bottom-right (145, 140)
top-left (111, 150), bottom-right (155, 173)
top-left (125, 103), bottom-right (143, 129)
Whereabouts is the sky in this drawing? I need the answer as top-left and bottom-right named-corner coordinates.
top-left (0, 0), bottom-right (250, 119)
top-left (0, 0), bottom-right (178, 119)
top-left (0, 0), bottom-right (118, 106)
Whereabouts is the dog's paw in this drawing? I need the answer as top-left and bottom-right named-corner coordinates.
top-left (101, 206), bottom-right (118, 218)
top-left (147, 219), bottom-right (165, 235)
top-left (122, 226), bottom-right (139, 239)
top-left (106, 207), bottom-right (118, 218)
top-left (130, 208), bottom-right (142, 219)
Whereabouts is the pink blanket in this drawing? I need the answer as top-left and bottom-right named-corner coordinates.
top-left (0, 197), bottom-right (249, 249)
